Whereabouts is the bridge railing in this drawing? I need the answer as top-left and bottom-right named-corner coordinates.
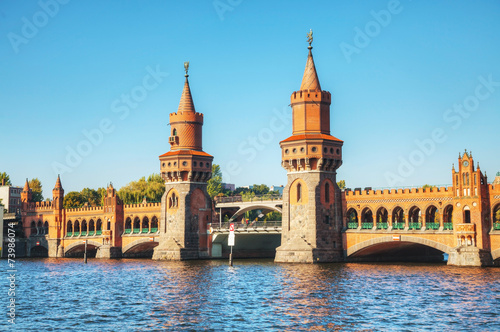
top-left (215, 195), bottom-right (282, 204)
top-left (212, 221), bottom-right (282, 231)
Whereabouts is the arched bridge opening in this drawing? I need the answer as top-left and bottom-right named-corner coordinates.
top-left (30, 245), bottom-right (48, 258)
top-left (347, 236), bottom-right (452, 263)
top-left (122, 239), bottom-right (159, 258)
top-left (64, 240), bottom-right (101, 258)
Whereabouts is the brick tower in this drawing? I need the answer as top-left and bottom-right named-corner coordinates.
top-left (95, 183), bottom-right (124, 258)
top-left (275, 32), bottom-right (344, 263)
top-left (51, 175), bottom-right (65, 257)
top-left (153, 62), bottom-right (213, 260)
top-left (448, 150), bottom-right (492, 266)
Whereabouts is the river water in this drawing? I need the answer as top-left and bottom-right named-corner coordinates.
top-left (2, 258), bottom-right (499, 331)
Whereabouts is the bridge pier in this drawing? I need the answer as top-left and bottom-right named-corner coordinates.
top-left (95, 245), bottom-right (122, 259)
top-left (447, 246), bottom-right (492, 267)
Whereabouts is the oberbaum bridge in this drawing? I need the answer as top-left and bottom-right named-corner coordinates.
top-left (19, 34), bottom-right (500, 267)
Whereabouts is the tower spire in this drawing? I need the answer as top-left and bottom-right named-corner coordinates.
top-left (54, 174), bottom-right (62, 189)
top-left (23, 178), bottom-right (30, 191)
top-left (177, 61), bottom-right (195, 114)
top-left (300, 29), bottom-right (321, 91)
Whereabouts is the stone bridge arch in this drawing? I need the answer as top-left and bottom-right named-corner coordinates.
top-left (122, 238), bottom-right (159, 258)
top-left (64, 240), bottom-right (102, 256)
top-left (346, 235), bottom-right (453, 257)
top-left (230, 204), bottom-right (282, 220)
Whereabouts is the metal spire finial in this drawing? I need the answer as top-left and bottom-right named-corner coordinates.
top-left (307, 29), bottom-right (313, 49)
top-left (184, 61), bottom-right (189, 77)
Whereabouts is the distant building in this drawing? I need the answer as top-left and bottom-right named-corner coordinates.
top-left (0, 180), bottom-right (22, 213)
top-left (221, 183), bottom-right (235, 191)
top-left (270, 185), bottom-right (284, 195)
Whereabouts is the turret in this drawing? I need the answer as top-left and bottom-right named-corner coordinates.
top-left (52, 175), bottom-right (64, 210)
top-left (280, 31), bottom-right (343, 173)
top-left (21, 178), bottom-right (32, 203)
top-left (159, 62), bottom-right (213, 183)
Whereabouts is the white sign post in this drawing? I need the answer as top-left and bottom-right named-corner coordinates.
top-left (228, 223), bottom-right (235, 266)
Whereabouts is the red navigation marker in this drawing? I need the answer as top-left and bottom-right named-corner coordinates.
top-left (229, 223), bottom-right (235, 232)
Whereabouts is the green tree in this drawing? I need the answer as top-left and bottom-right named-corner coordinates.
top-left (337, 180), bottom-right (346, 189)
top-left (207, 164), bottom-right (222, 199)
top-left (63, 191), bottom-right (84, 209)
top-left (495, 209), bottom-right (500, 223)
top-left (0, 172), bottom-right (12, 186)
top-left (118, 174), bottom-right (165, 204)
top-left (81, 188), bottom-right (100, 206)
top-left (422, 184), bottom-right (437, 190)
top-left (97, 187), bottom-right (107, 205)
top-left (264, 211), bottom-right (282, 221)
top-left (252, 184), bottom-right (269, 195)
top-left (29, 178), bottom-right (43, 202)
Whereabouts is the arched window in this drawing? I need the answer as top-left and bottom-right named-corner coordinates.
top-left (125, 217), bottom-right (132, 234)
top-left (169, 192), bottom-right (178, 208)
top-left (325, 182), bottom-right (330, 203)
top-left (30, 221), bottom-right (37, 236)
top-left (89, 219), bottom-right (95, 235)
top-left (74, 220), bottom-right (80, 234)
top-left (43, 221), bottom-right (49, 235)
top-left (37, 220), bottom-right (43, 235)
top-left (96, 219), bottom-right (102, 235)
top-left (297, 183), bottom-right (302, 202)
top-left (142, 217), bottom-right (149, 233)
top-left (173, 128), bottom-right (177, 136)
top-left (151, 216), bottom-right (159, 232)
top-left (67, 220), bottom-right (73, 235)
top-left (133, 217), bottom-right (141, 234)
top-left (466, 173), bottom-right (470, 186)
top-left (81, 220), bottom-right (88, 235)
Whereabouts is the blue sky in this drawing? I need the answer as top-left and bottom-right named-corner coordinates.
top-left (1, 0), bottom-right (499, 196)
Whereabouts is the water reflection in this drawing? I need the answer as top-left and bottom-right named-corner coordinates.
top-left (1, 259), bottom-right (499, 331)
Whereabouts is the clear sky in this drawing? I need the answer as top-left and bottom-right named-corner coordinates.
top-left (1, 0), bottom-right (499, 196)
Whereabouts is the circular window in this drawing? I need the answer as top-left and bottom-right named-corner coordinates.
top-left (330, 148), bottom-right (334, 154)
top-left (206, 163), bottom-right (210, 168)
top-left (162, 163), bottom-right (165, 167)
top-left (285, 149), bottom-right (289, 154)
top-left (173, 162), bottom-right (177, 166)
top-left (193, 161), bottom-right (197, 167)
top-left (168, 162), bottom-right (171, 167)
top-left (300, 147), bottom-right (305, 153)
top-left (312, 147), bottom-right (317, 152)
top-left (182, 161), bottom-right (188, 166)
top-left (323, 147), bottom-right (327, 153)
top-left (292, 148), bottom-right (297, 154)
top-left (336, 148), bottom-right (340, 155)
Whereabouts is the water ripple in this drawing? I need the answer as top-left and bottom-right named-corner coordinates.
top-left (1, 259), bottom-right (499, 331)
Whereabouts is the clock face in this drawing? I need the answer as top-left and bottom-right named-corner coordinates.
top-left (463, 161), bottom-right (469, 167)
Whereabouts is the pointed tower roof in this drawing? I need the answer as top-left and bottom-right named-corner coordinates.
top-left (300, 49), bottom-right (321, 91)
top-left (23, 178), bottom-right (30, 191)
top-left (300, 30), bottom-right (321, 91)
top-left (177, 62), bottom-right (195, 114)
top-left (54, 174), bottom-right (62, 189)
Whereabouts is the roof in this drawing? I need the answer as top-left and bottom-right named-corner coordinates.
top-left (280, 134), bottom-right (343, 144)
top-left (159, 150), bottom-right (213, 158)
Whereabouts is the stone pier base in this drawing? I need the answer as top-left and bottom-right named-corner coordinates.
top-left (152, 247), bottom-right (199, 260)
top-left (447, 246), bottom-right (492, 267)
top-left (96, 245), bottom-right (122, 259)
top-left (275, 247), bottom-right (343, 263)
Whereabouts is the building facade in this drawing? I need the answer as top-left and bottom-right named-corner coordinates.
top-left (0, 181), bottom-right (22, 213)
